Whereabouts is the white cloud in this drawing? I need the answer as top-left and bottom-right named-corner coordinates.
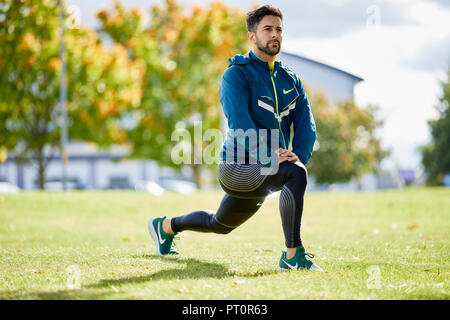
top-left (283, 6), bottom-right (449, 168)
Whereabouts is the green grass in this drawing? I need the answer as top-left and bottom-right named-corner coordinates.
top-left (0, 187), bottom-right (449, 300)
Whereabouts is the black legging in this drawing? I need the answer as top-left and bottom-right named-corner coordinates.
top-left (171, 160), bottom-right (308, 248)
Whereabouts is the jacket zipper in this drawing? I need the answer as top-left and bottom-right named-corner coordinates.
top-left (270, 69), bottom-right (287, 149)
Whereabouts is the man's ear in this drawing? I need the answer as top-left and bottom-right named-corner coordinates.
top-left (247, 31), bottom-right (255, 43)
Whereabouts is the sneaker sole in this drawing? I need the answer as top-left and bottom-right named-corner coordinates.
top-left (277, 265), bottom-right (324, 272)
top-left (278, 267), bottom-right (290, 272)
top-left (147, 218), bottom-right (163, 256)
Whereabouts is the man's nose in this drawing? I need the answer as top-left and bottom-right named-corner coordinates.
top-left (271, 31), bottom-right (281, 39)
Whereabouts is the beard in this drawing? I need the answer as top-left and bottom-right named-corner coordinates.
top-left (255, 34), bottom-right (281, 56)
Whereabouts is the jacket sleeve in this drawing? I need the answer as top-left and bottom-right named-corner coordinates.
top-left (219, 65), bottom-right (260, 162)
top-left (291, 76), bottom-right (317, 165)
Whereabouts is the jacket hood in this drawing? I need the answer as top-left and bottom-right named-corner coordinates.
top-left (228, 52), bottom-right (252, 66)
top-left (228, 50), bottom-right (284, 73)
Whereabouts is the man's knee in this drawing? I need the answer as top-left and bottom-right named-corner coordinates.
top-left (290, 161), bottom-right (308, 183)
top-left (215, 225), bottom-right (234, 234)
top-left (211, 216), bottom-right (235, 234)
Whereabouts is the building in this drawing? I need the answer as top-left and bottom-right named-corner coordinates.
top-left (279, 51), bottom-right (363, 103)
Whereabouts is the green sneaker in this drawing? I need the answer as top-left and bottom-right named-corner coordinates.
top-left (278, 246), bottom-right (324, 272)
top-left (148, 216), bottom-right (179, 256)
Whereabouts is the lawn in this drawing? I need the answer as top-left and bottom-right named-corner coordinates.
top-left (0, 187), bottom-right (448, 300)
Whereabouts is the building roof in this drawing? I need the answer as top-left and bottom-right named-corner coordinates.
top-left (281, 51), bottom-right (364, 82)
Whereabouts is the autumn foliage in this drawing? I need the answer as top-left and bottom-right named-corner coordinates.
top-left (96, 0), bottom-right (249, 185)
top-left (0, 0), bottom-right (385, 189)
top-left (0, 0), bottom-right (143, 188)
top-left (306, 87), bottom-right (386, 184)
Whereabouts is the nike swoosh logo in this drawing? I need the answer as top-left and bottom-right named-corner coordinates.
top-left (282, 259), bottom-right (298, 269)
top-left (157, 223), bottom-right (166, 245)
top-left (283, 87), bottom-right (295, 94)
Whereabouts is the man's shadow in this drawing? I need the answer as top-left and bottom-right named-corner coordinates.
top-left (94, 254), bottom-right (277, 288)
top-left (89, 254), bottom-right (233, 289)
top-left (1, 255), bottom-right (277, 299)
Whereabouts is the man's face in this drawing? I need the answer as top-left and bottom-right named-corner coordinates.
top-left (249, 15), bottom-right (283, 56)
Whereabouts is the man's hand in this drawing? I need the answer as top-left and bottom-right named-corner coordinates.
top-left (276, 148), bottom-right (299, 164)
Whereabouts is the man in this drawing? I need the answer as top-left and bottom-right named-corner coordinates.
top-left (148, 5), bottom-right (322, 271)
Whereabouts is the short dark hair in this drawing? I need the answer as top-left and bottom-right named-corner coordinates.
top-left (246, 5), bottom-right (283, 32)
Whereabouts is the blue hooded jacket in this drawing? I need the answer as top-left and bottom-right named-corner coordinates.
top-left (219, 50), bottom-right (317, 166)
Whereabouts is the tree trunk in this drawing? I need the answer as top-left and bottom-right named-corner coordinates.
top-left (191, 164), bottom-right (202, 190)
top-left (35, 149), bottom-right (46, 190)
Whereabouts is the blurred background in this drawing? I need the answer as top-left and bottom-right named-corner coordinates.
top-left (0, 0), bottom-right (449, 194)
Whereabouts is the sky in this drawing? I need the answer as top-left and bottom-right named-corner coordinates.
top-left (69, 0), bottom-right (450, 171)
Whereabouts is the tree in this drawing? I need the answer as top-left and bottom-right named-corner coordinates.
top-left (96, 0), bottom-right (249, 187)
top-left (0, 100), bottom-right (17, 163)
top-left (306, 88), bottom-right (387, 184)
top-left (0, 0), bottom-right (143, 189)
top-left (421, 70), bottom-right (450, 185)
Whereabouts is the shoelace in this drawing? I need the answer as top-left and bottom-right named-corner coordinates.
top-left (304, 252), bottom-right (315, 259)
top-left (162, 235), bottom-right (179, 253)
top-left (298, 252), bottom-right (315, 268)
top-left (171, 235), bottom-right (180, 250)
top-left (285, 251), bottom-right (315, 260)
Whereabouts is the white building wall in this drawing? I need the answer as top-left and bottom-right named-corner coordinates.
top-left (45, 161), bottom-right (90, 187)
top-left (279, 52), bottom-right (361, 103)
top-left (2, 162), bottom-right (14, 185)
top-left (93, 159), bottom-right (160, 189)
top-left (23, 165), bottom-right (34, 190)
top-left (1, 157), bottom-right (160, 190)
